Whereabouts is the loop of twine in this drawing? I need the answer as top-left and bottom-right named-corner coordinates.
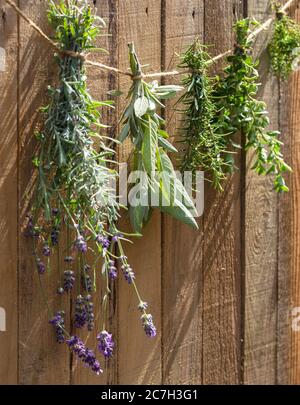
top-left (4, 0), bottom-right (299, 81)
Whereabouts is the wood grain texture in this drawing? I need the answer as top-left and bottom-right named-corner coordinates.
top-left (202, 0), bottom-right (243, 385)
top-left (18, 0), bottom-right (70, 384)
top-left (117, 0), bottom-right (162, 385)
top-left (244, 0), bottom-right (279, 385)
top-left (0, 0), bottom-right (18, 385)
top-left (284, 4), bottom-right (300, 385)
top-left (162, 0), bottom-right (204, 385)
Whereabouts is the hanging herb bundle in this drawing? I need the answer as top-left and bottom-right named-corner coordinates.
top-left (119, 43), bottom-right (198, 233)
top-left (268, 4), bottom-right (300, 79)
top-left (214, 18), bottom-right (291, 192)
top-left (29, 0), bottom-right (156, 375)
top-left (178, 40), bottom-right (228, 191)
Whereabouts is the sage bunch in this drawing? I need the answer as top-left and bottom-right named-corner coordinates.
top-left (119, 43), bottom-right (198, 232)
top-left (178, 40), bottom-right (228, 191)
top-left (30, 0), bottom-right (156, 375)
top-left (214, 18), bottom-right (291, 192)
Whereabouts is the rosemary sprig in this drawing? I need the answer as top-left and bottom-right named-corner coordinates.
top-left (214, 18), bottom-right (292, 192)
top-left (119, 43), bottom-right (198, 232)
top-left (178, 40), bottom-right (228, 191)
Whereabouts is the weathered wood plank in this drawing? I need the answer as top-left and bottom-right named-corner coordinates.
top-left (18, 0), bottom-right (70, 384)
top-left (0, 0), bottom-right (18, 385)
top-left (117, 0), bottom-right (162, 385)
top-left (162, 0), bottom-right (204, 385)
top-left (280, 4), bottom-right (300, 385)
top-left (244, 0), bottom-right (279, 385)
top-left (202, 0), bottom-right (243, 385)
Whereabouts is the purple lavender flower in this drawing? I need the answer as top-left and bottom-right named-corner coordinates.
top-left (95, 234), bottom-right (110, 249)
top-left (36, 258), bottom-right (46, 274)
top-left (42, 245), bottom-right (51, 257)
top-left (112, 233), bottom-right (123, 242)
top-left (97, 330), bottom-right (114, 359)
top-left (82, 274), bottom-right (93, 292)
top-left (108, 261), bottom-right (117, 280)
top-left (52, 208), bottom-right (59, 216)
top-left (74, 295), bottom-right (87, 328)
top-left (64, 256), bottom-right (74, 263)
top-left (66, 336), bottom-right (102, 375)
top-left (25, 216), bottom-right (39, 238)
top-left (141, 314), bottom-right (156, 338)
top-left (84, 264), bottom-right (91, 272)
top-left (63, 270), bottom-right (75, 292)
top-left (51, 228), bottom-right (59, 246)
top-left (75, 235), bottom-right (87, 253)
top-left (122, 264), bottom-right (135, 284)
top-left (85, 295), bottom-right (95, 331)
top-left (49, 311), bottom-right (65, 343)
top-left (138, 301), bottom-right (148, 311)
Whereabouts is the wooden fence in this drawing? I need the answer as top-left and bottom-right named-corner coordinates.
top-left (0, 0), bottom-right (299, 385)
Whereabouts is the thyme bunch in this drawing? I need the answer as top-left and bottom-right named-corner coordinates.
top-left (268, 4), bottom-right (300, 79)
top-left (30, 0), bottom-right (156, 374)
top-left (178, 40), bottom-right (228, 191)
top-left (214, 18), bottom-right (291, 192)
top-left (119, 43), bottom-right (198, 233)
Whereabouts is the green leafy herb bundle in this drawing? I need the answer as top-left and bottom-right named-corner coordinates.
top-left (29, 0), bottom-right (156, 375)
top-left (178, 40), bottom-right (228, 191)
top-left (214, 18), bottom-right (291, 192)
top-left (119, 43), bottom-right (198, 232)
top-left (268, 5), bottom-right (300, 80)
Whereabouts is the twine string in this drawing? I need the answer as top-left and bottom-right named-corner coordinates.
top-left (4, 0), bottom-right (299, 80)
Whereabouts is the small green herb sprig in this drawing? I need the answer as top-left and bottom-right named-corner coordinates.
top-left (119, 43), bottom-right (198, 232)
top-left (178, 40), bottom-right (228, 191)
top-left (268, 5), bottom-right (300, 80)
top-left (30, 0), bottom-right (156, 375)
top-left (214, 18), bottom-right (291, 192)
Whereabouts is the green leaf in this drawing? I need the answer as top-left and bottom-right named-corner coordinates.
top-left (158, 137), bottom-right (178, 153)
top-left (142, 119), bottom-right (157, 174)
top-left (119, 122), bottom-right (130, 142)
top-left (161, 202), bottom-right (198, 229)
top-left (134, 96), bottom-right (149, 117)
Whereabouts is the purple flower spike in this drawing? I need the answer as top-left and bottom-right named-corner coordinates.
top-left (141, 314), bottom-right (156, 338)
top-left (85, 295), bottom-right (95, 331)
top-left (74, 295), bottom-right (87, 328)
top-left (108, 260), bottom-right (117, 280)
top-left (138, 301), bottom-right (148, 311)
top-left (66, 336), bottom-right (103, 375)
top-left (63, 270), bottom-right (75, 292)
top-left (43, 245), bottom-right (51, 257)
top-left (25, 216), bottom-right (39, 238)
top-left (51, 228), bottom-right (59, 246)
top-left (52, 208), bottom-right (59, 216)
top-left (96, 234), bottom-right (110, 249)
top-left (122, 265), bottom-right (135, 284)
top-left (76, 235), bottom-right (87, 253)
top-left (49, 311), bottom-right (65, 343)
top-left (64, 256), bottom-right (74, 263)
top-left (97, 330), bottom-right (114, 359)
top-left (36, 258), bottom-right (46, 274)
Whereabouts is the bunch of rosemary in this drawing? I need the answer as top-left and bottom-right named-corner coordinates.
top-left (178, 40), bottom-right (228, 191)
top-left (119, 43), bottom-right (198, 232)
top-left (214, 18), bottom-right (291, 192)
top-left (30, 0), bottom-right (156, 374)
top-left (268, 5), bottom-right (300, 80)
